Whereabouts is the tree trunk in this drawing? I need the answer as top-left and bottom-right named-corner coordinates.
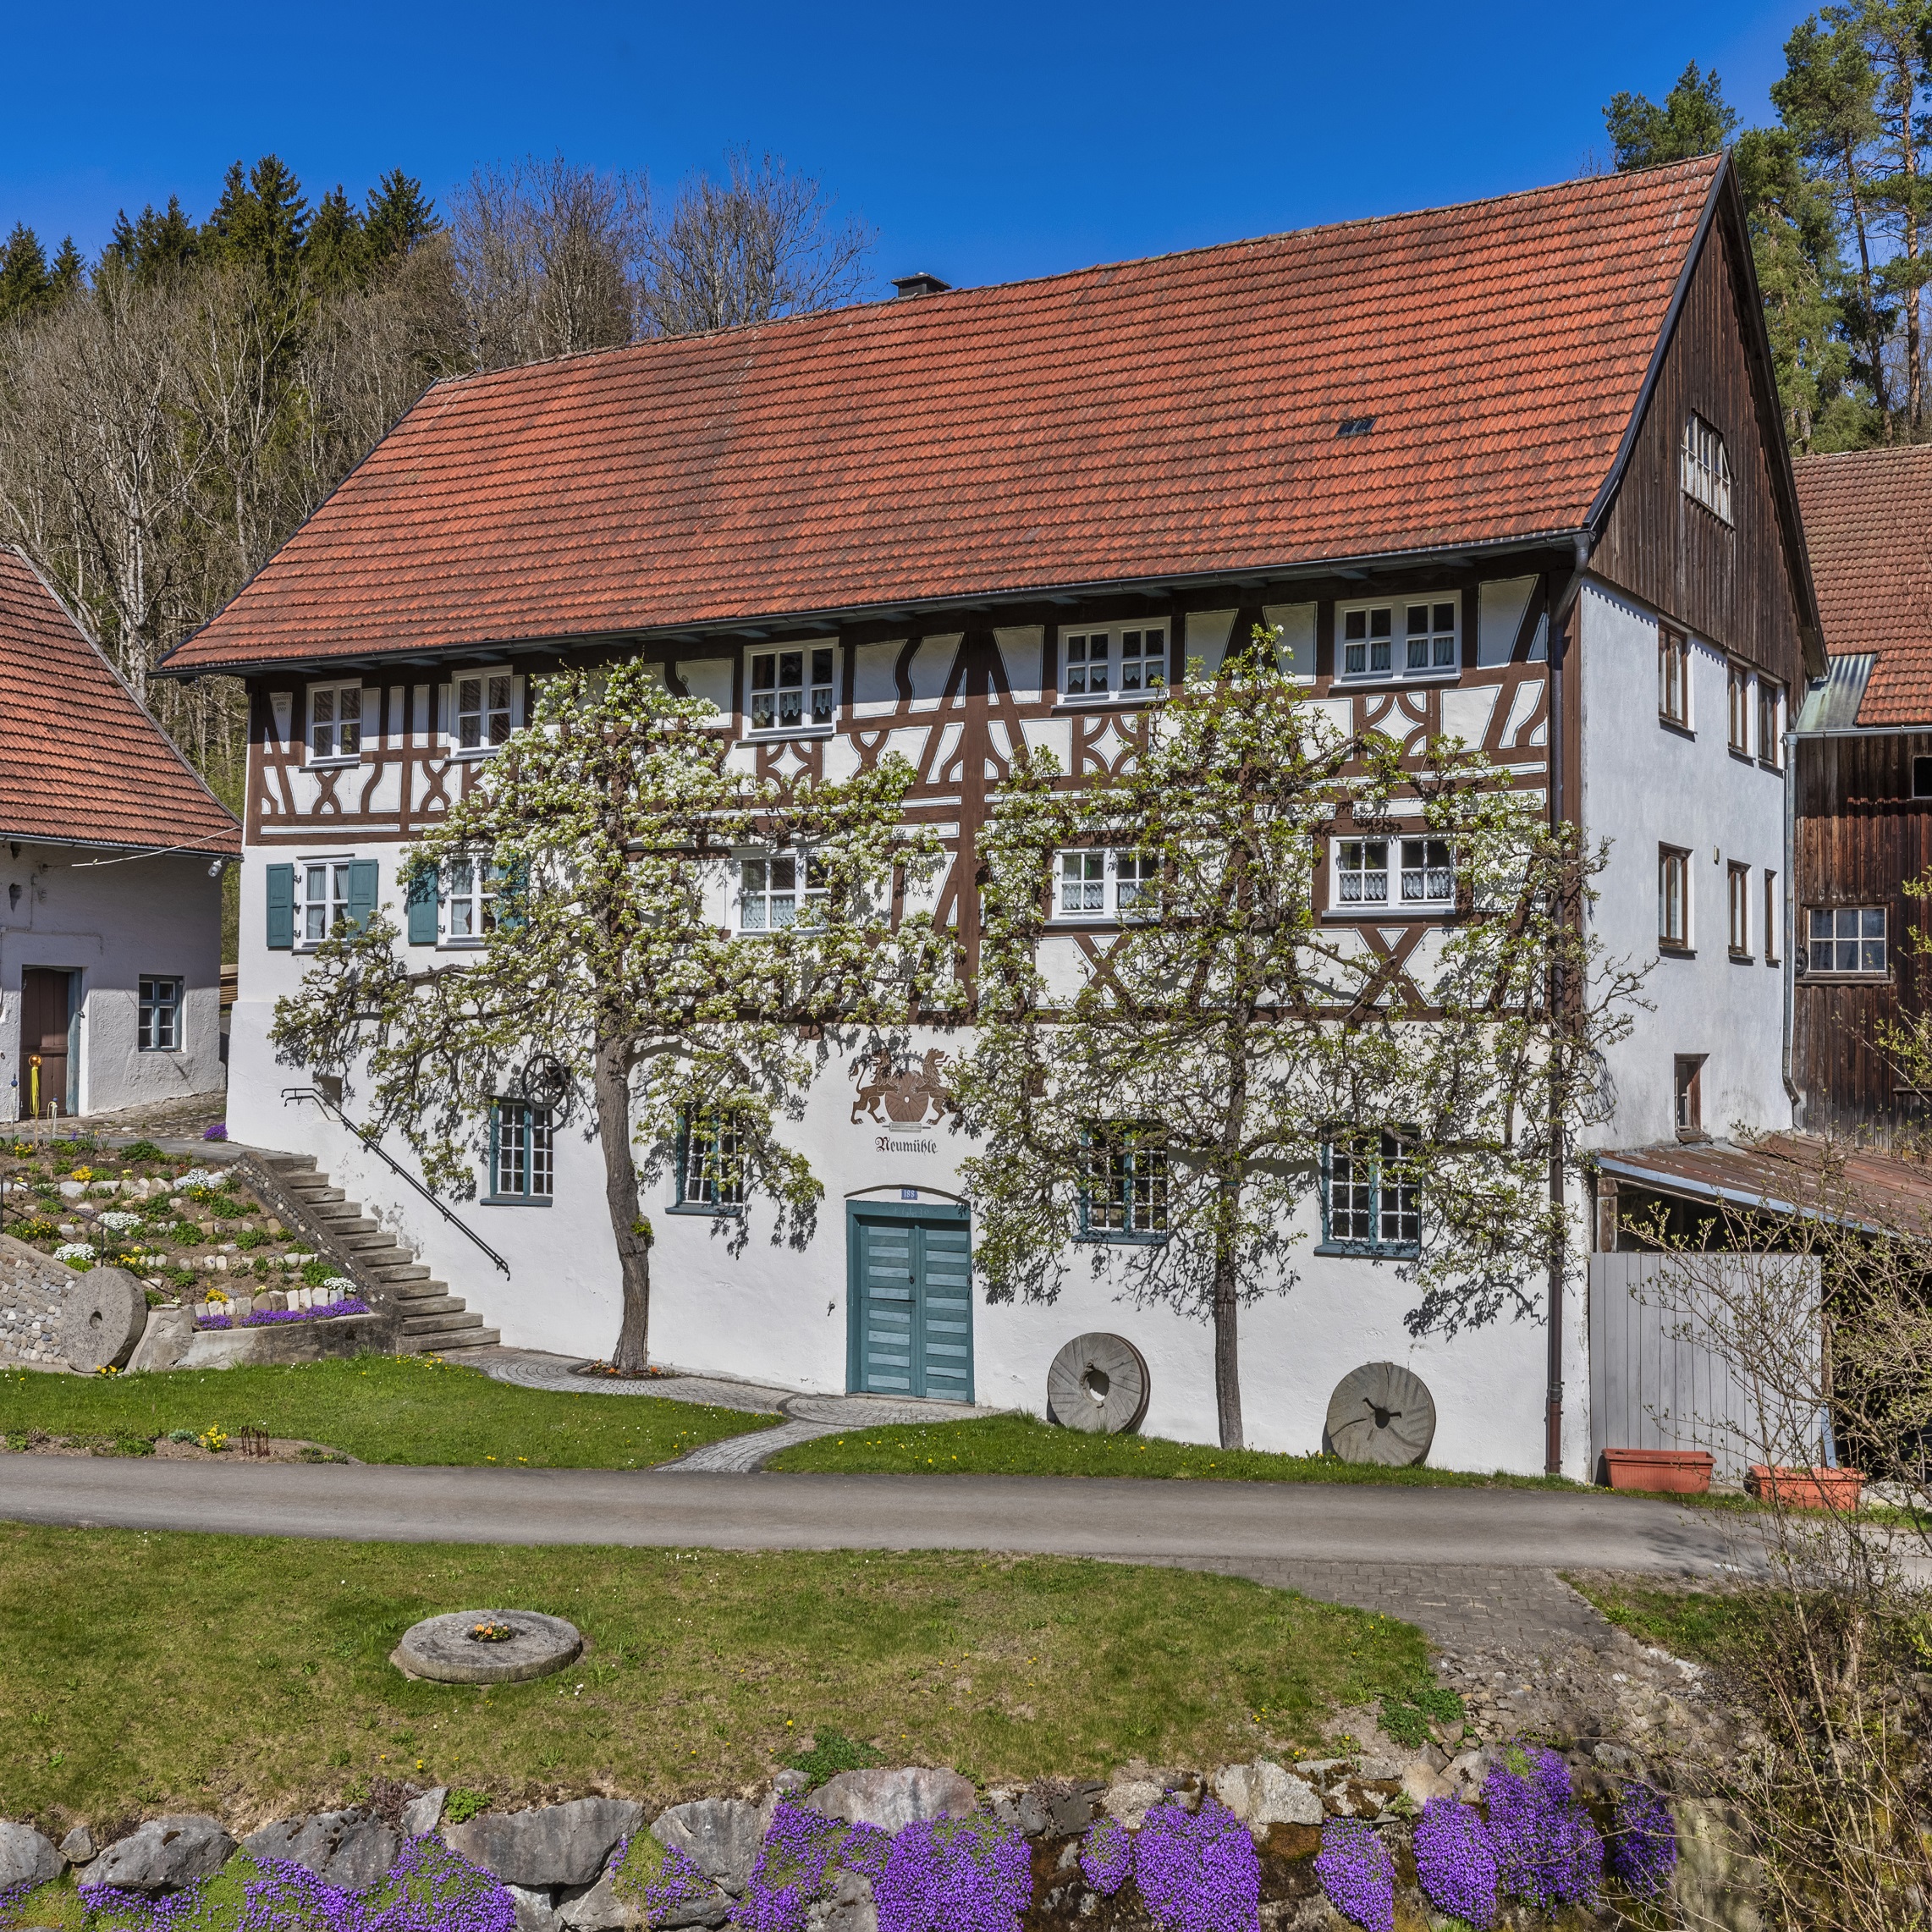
top-left (593, 1036), bottom-right (653, 1372)
top-left (1212, 1236), bottom-right (1243, 1450)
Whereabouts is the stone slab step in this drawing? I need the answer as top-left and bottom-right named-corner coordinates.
top-left (399, 1296), bottom-right (468, 1323)
top-left (403, 1307), bottom-right (483, 1334)
top-left (413, 1328), bottom-right (501, 1353)
top-left (364, 1261), bottom-right (432, 1283)
top-left (389, 1279), bottom-right (451, 1302)
top-left (261, 1153), bottom-right (318, 1173)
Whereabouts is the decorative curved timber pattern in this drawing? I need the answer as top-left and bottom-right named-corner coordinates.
top-left (245, 583), bottom-right (1560, 999)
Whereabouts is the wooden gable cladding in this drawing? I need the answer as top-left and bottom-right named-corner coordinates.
top-left (1592, 202), bottom-right (1809, 692)
top-left (1794, 730), bottom-right (1932, 1137)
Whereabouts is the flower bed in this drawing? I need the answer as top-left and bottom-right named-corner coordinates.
top-left (196, 1294), bottom-right (370, 1331)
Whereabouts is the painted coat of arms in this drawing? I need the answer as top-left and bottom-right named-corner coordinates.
top-left (850, 1049), bottom-right (951, 1126)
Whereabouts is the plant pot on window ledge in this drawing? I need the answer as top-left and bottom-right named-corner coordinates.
top-left (1745, 1465), bottom-right (1865, 1510)
top-left (1600, 1447), bottom-right (1715, 1494)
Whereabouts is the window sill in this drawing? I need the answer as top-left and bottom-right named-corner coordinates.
top-left (303, 755), bottom-right (361, 772)
top-left (1658, 944), bottom-right (1696, 959)
top-left (1054, 691), bottom-right (1168, 711)
top-left (482, 1195), bottom-right (552, 1208)
top-left (1074, 1230), bottom-right (1170, 1247)
top-left (1675, 1129), bottom-right (1714, 1145)
top-left (449, 745), bottom-right (504, 762)
top-left (1332, 670), bottom-right (1460, 691)
top-left (136, 1047), bottom-right (183, 1055)
top-left (1323, 905), bottom-right (1456, 921)
top-left (667, 1201), bottom-right (745, 1217)
top-left (1658, 718), bottom-right (1695, 740)
top-left (1728, 746), bottom-right (1755, 764)
top-left (436, 939), bottom-right (487, 951)
top-left (743, 724), bottom-right (836, 741)
top-left (1314, 1241), bottom-right (1421, 1260)
top-left (1729, 949), bottom-right (1755, 964)
top-left (1800, 972), bottom-right (1891, 985)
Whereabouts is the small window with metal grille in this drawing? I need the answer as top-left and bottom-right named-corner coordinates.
top-left (1077, 1123), bottom-right (1169, 1241)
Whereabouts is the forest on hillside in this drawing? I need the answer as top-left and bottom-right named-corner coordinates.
top-left (0, 149), bottom-right (874, 821)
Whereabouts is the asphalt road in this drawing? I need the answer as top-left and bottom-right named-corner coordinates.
top-left (0, 1458), bottom-right (1755, 1572)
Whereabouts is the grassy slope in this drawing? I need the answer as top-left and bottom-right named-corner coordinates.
top-left (0, 1527), bottom-right (1430, 1830)
top-left (768, 1412), bottom-right (1583, 1486)
top-left (1564, 1573), bottom-right (1770, 1665)
top-left (0, 1357), bottom-right (772, 1468)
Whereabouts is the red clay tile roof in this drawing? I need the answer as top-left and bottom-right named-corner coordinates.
top-left (1792, 444), bottom-right (1932, 725)
top-left (0, 548), bottom-right (241, 853)
top-left (166, 156), bottom-right (1727, 676)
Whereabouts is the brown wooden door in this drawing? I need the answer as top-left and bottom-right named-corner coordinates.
top-left (20, 969), bottom-right (73, 1119)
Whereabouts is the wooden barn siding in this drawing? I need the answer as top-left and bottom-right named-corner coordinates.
top-left (1589, 1250), bottom-right (1820, 1479)
top-left (1794, 730), bottom-right (1932, 1135)
top-left (1593, 221), bottom-right (1806, 693)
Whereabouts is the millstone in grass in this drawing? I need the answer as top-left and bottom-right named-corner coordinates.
top-left (59, 1265), bottom-right (146, 1372)
top-left (1045, 1331), bottom-right (1150, 1434)
top-left (392, 1608), bottom-right (583, 1684)
top-left (1324, 1362), bottom-right (1437, 1466)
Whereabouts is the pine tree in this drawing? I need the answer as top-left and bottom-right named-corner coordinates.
top-left (1604, 62), bottom-right (1739, 168)
top-left (363, 169), bottom-right (438, 265)
top-left (101, 196), bottom-right (201, 286)
top-left (204, 155), bottom-right (309, 278)
top-left (48, 236), bottom-right (85, 297)
top-left (0, 223), bottom-right (52, 324)
top-left (305, 184), bottom-right (367, 291)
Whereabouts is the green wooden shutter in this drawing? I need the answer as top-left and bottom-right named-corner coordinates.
top-left (345, 860), bottom-right (379, 934)
top-left (405, 863), bottom-right (439, 944)
top-left (265, 864), bottom-right (294, 949)
top-left (495, 855), bottom-right (530, 933)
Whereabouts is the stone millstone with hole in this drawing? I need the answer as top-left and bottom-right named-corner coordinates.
top-left (392, 1610), bottom-right (583, 1684)
top-left (60, 1266), bottom-right (147, 1373)
top-left (1324, 1361), bottom-right (1437, 1465)
top-left (1045, 1331), bottom-right (1151, 1434)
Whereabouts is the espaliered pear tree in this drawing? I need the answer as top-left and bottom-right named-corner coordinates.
top-left (952, 633), bottom-right (1645, 1450)
top-left (271, 660), bottom-right (949, 1372)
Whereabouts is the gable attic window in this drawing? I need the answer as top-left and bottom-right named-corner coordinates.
top-left (307, 681), bottom-right (363, 762)
top-left (456, 674), bottom-right (515, 751)
top-left (1681, 414), bottom-right (1733, 525)
top-left (749, 646), bottom-right (835, 732)
top-left (1062, 626), bottom-right (1169, 700)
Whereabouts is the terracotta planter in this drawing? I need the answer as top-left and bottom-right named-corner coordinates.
top-left (1745, 1465), bottom-right (1865, 1511)
top-left (1600, 1448), bottom-right (1715, 1494)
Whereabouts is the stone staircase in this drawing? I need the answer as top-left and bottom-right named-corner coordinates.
top-left (251, 1152), bottom-right (500, 1354)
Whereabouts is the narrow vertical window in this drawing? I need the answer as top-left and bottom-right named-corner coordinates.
top-left (1728, 861), bottom-right (1751, 958)
top-left (1659, 846), bottom-right (1689, 949)
top-left (138, 977), bottom-right (182, 1052)
top-left (1727, 666), bottom-right (1750, 756)
top-left (1658, 630), bottom-right (1687, 727)
top-left (1674, 1056), bottom-right (1705, 1136)
top-left (1758, 680), bottom-right (1784, 768)
top-left (1764, 871), bottom-right (1780, 965)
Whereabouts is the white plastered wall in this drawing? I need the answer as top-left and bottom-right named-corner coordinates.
top-left (0, 841), bottom-right (226, 1120)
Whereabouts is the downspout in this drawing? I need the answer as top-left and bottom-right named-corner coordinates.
top-left (1544, 532), bottom-right (1593, 1477)
top-left (1783, 722), bottom-right (1801, 1122)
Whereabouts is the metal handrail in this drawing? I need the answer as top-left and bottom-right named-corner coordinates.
top-left (281, 1087), bottom-right (510, 1277)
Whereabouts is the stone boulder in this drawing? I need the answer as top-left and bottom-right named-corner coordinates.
top-left (401, 1788), bottom-right (448, 1837)
top-left (0, 1822), bottom-right (62, 1890)
top-left (243, 1809), bottom-right (399, 1891)
top-left (556, 1874), bottom-right (728, 1931)
top-left (651, 1798), bottom-right (769, 1895)
top-left (805, 1769), bottom-right (977, 1835)
top-left (59, 1825), bottom-right (95, 1865)
top-left (446, 1798), bottom-right (644, 1889)
top-left (1208, 1762), bottom-right (1323, 1834)
top-left (506, 1883), bottom-right (559, 1932)
top-left (1098, 1776), bottom-right (1164, 1830)
top-left (85, 1816), bottom-right (237, 1894)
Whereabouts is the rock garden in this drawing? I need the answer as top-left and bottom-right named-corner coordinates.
top-left (0, 1137), bottom-right (361, 1368)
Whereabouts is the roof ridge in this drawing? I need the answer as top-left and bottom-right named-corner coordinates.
top-left (418, 154), bottom-right (1728, 399)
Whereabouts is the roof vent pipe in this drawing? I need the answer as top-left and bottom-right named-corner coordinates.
top-left (891, 272), bottom-right (951, 299)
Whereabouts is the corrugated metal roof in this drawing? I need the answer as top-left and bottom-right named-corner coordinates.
top-left (1594, 1133), bottom-right (1932, 1235)
top-left (1793, 652), bottom-right (1875, 733)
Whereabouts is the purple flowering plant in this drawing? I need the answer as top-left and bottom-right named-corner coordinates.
top-left (1483, 1743), bottom-right (1604, 1908)
top-left (1605, 1781), bottom-right (1678, 1899)
top-left (1133, 1799), bottom-right (1261, 1932)
top-left (735, 1800), bottom-right (858, 1932)
top-left (1313, 1819), bottom-right (1394, 1932)
top-left (1410, 1795), bottom-right (1498, 1928)
top-left (1077, 1814), bottom-right (1133, 1896)
top-left (872, 1814), bottom-right (1031, 1932)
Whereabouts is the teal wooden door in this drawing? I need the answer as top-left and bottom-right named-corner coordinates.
top-left (849, 1207), bottom-right (973, 1401)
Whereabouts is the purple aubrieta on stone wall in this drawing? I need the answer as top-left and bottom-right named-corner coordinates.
top-left (1313, 1819), bottom-right (1394, 1932)
top-left (1132, 1799), bottom-right (1262, 1932)
top-left (1483, 1744), bottom-right (1604, 1909)
top-left (1411, 1795), bottom-right (1499, 1927)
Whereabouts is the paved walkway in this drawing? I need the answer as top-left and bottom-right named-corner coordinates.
top-left (469, 1347), bottom-right (999, 1470)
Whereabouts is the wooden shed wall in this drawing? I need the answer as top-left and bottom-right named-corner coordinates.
top-left (1794, 730), bottom-right (1932, 1136)
top-left (1593, 219), bottom-right (1807, 693)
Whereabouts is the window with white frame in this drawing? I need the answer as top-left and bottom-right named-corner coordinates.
top-left (1807, 906), bottom-right (1885, 977)
top-left (1054, 849), bottom-right (1158, 920)
top-left (1321, 1131), bottom-right (1420, 1254)
top-left (445, 854), bottom-right (499, 940)
top-left (1758, 680), bottom-right (1784, 768)
top-left (1332, 836), bottom-right (1454, 911)
top-left (301, 861), bottom-right (352, 944)
top-left (1659, 846), bottom-right (1690, 949)
top-left (1727, 664), bottom-right (1751, 756)
top-left (1078, 1123), bottom-right (1168, 1240)
top-left (1659, 627), bottom-right (1688, 726)
top-left (740, 851), bottom-right (826, 930)
top-left (1728, 861), bottom-right (1751, 958)
top-left (455, 674), bottom-right (515, 751)
top-left (489, 1100), bottom-right (553, 1203)
top-left (138, 977), bottom-right (182, 1052)
top-left (749, 646), bottom-right (836, 731)
top-left (1764, 870), bottom-right (1780, 964)
top-left (1681, 414), bottom-right (1734, 524)
top-left (676, 1106), bottom-right (746, 1209)
top-left (1337, 599), bottom-right (1458, 680)
top-left (308, 681), bottom-right (363, 760)
top-left (1062, 625), bottom-right (1168, 698)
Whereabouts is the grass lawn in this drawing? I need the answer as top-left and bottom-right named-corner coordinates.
top-left (1564, 1572), bottom-right (1772, 1665)
top-left (0, 1524), bottom-right (1430, 1835)
top-left (768, 1412), bottom-right (1585, 1487)
top-left (0, 1356), bottom-right (773, 1468)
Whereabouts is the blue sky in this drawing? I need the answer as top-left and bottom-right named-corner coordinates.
top-left (5, 1), bottom-right (1813, 293)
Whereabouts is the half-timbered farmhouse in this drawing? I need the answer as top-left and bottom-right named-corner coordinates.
top-left (1, 546), bottom-right (240, 1120)
top-left (161, 152), bottom-right (1817, 1473)
top-left (1788, 445), bottom-right (1932, 1139)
